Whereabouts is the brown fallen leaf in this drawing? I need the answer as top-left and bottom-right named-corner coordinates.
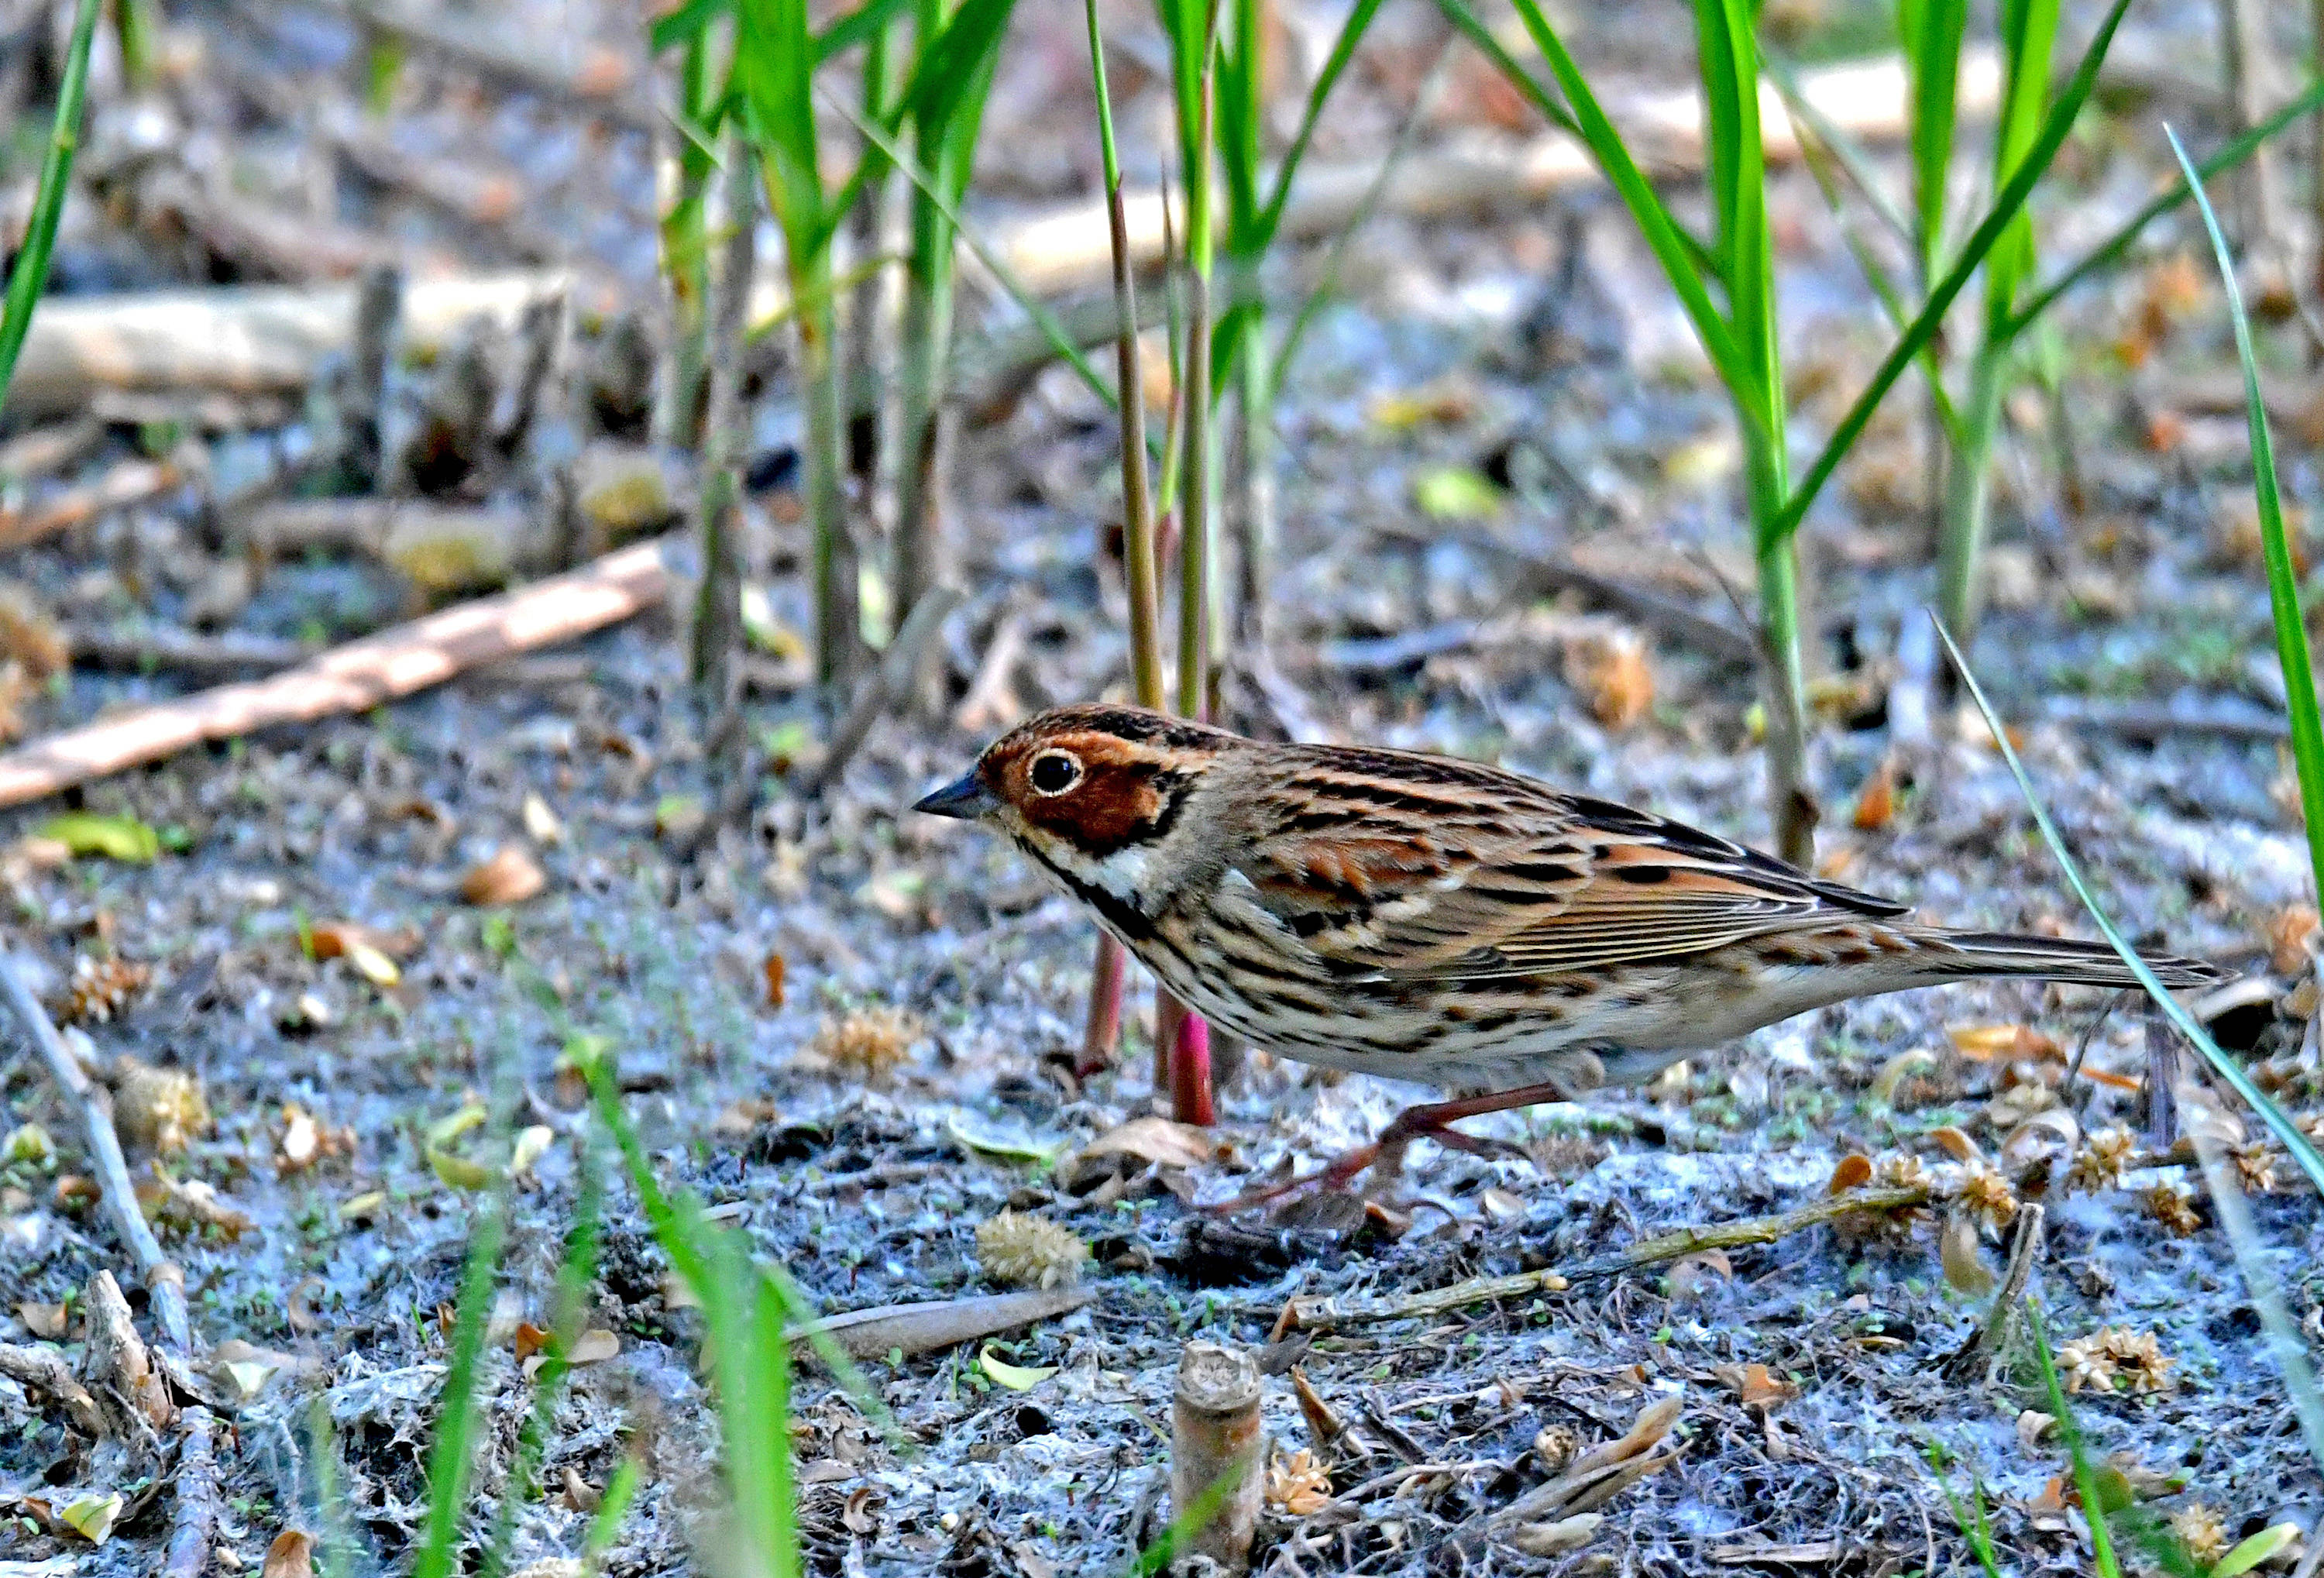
top-left (1825, 1153), bottom-right (1872, 1194)
top-left (514, 1322), bottom-right (550, 1363)
top-left (561, 1466), bottom-right (601, 1512)
top-left (2270, 905), bottom-right (2320, 976)
top-left (460, 847), bottom-right (545, 906)
top-left (15, 1301), bottom-right (67, 1340)
top-left (1711, 1363), bottom-right (1800, 1409)
top-left (1948, 1025), bottom-right (2061, 1062)
top-left (263, 1528), bottom-right (315, 1578)
top-left (1077, 1116), bottom-right (1217, 1171)
top-left (763, 949), bottom-right (786, 1008)
top-left (1563, 627), bottom-right (1654, 730)
top-left (1490, 1396), bottom-right (1683, 1530)
top-left (786, 1287), bottom-right (1094, 1363)
top-left (1851, 758), bottom-right (1896, 830)
top-left (138, 1171), bottom-right (255, 1240)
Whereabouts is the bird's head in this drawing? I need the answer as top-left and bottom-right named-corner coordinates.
top-left (914, 704), bottom-right (1236, 890)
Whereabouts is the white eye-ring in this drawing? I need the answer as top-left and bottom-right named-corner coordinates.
top-left (1027, 750), bottom-right (1083, 796)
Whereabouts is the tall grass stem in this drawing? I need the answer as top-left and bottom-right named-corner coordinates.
top-left (0, 0), bottom-right (101, 417)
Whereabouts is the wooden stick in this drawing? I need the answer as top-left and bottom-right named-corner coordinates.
top-left (0, 958), bottom-right (191, 1354)
top-left (0, 538), bottom-right (671, 810)
top-left (1278, 1184), bottom-right (1935, 1332)
top-left (0, 455), bottom-right (184, 551)
top-left (161, 1406), bottom-right (218, 1578)
top-left (9, 273), bottom-right (571, 416)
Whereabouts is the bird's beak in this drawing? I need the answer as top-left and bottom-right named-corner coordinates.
top-left (913, 769), bottom-right (999, 820)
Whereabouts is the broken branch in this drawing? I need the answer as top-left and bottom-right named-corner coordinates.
top-left (0, 537), bottom-right (672, 810)
top-left (0, 959), bottom-right (191, 1354)
top-left (1278, 1184), bottom-right (1935, 1332)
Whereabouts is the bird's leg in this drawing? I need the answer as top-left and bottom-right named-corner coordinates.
top-left (1211, 1078), bottom-right (1583, 1213)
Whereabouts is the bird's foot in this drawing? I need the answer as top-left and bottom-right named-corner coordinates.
top-left (1204, 1104), bottom-right (1534, 1215)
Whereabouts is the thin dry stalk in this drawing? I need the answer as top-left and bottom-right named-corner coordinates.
top-left (1279, 1182), bottom-right (1934, 1332)
top-left (801, 585), bottom-right (964, 796)
top-left (0, 961), bottom-right (190, 1353)
top-left (162, 1406), bottom-right (218, 1578)
top-left (691, 128), bottom-right (757, 720)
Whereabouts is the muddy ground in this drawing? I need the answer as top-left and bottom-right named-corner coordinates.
top-left (1, 0), bottom-right (2322, 1573)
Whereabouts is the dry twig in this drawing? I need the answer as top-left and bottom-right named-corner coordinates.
top-left (1277, 1184), bottom-right (1934, 1332)
top-left (160, 1406), bottom-right (218, 1578)
top-left (0, 538), bottom-right (671, 810)
top-left (0, 961), bottom-right (191, 1353)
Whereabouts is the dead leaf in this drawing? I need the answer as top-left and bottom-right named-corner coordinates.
top-left (1939, 1211), bottom-right (1995, 1295)
top-left (1077, 1116), bottom-right (1216, 1171)
top-left (569, 1328), bottom-right (620, 1364)
top-left (1927, 1126), bottom-right (1982, 1163)
top-left (263, 1528), bottom-right (315, 1578)
top-left (1851, 758), bottom-right (1896, 830)
top-left (1826, 1154), bottom-right (1872, 1194)
top-left (15, 1301), bottom-right (66, 1339)
top-left (1511, 1514), bottom-right (1602, 1556)
top-left (1711, 1363), bottom-right (1800, 1409)
top-left (1563, 627), bottom-right (1654, 730)
top-left (561, 1466), bottom-right (600, 1512)
top-left (2270, 906), bottom-right (2319, 975)
top-left (763, 950), bottom-right (786, 1008)
top-left (514, 1322), bottom-right (550, 1363)
top-left (1949, 1025), bottom-right (2061, 1062)
top-left (460, 847), bottom-right (545, 906)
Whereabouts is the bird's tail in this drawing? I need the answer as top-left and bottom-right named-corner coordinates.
top-left (1913, 930), bottom-right (2223, 991)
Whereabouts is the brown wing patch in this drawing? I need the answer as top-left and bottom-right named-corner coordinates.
top-left (1235, 775), bottom-right (1910, 982)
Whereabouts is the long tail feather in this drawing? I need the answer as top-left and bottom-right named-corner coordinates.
top-left (1919, 930), bottom-right (2223, 991)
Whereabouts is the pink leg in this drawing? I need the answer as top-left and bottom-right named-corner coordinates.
top-left (1211, 1077), bottom-right (1583, 1213)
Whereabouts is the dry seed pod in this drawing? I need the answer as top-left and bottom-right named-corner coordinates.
top-left (975, 1212), bottom-right (1087, 1290)
top-left (1171, 1342), bottom-right (1263, 1573)
top-left (112, 1057), bottom-right (208, 1155)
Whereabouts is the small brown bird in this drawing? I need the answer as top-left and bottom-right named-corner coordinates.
top-left (916, 704), bottom-right (2220, 1188)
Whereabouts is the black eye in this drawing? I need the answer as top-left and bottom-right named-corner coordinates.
top-left (1028, 751), bottom-right (1081, 795)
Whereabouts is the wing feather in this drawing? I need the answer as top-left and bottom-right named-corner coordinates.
top-left (1234, 764), bottom-right (1906, 982)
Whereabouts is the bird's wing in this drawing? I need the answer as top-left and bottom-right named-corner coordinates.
top-left (1236, 774), bottom-right (1905, 981)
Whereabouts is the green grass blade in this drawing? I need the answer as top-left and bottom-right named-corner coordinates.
top-left (1765, 50), bottom-right (1915, 250)
top-left (1459, 0), bottom-right (1756, 421)
top-left (734, 0), bottom-right (825, 256)
top-left (2028, 1305), bottom-right (2123, 1578)
top-left (412, 1193), bottom-right (508, 1578)
top-left (1932, 614), bottom-right (2324, 1196)
top-left (2187, 1091), bottom-right (2324, 1469)
top-left (1254, 0), bottom-right (1388, 241)
top-left (580, 1454), bottom-right (641, 1576)
top-left (1430, 0), bottom-right (1576, 135)
top-left (2004, 77), bottom-right (2324, 339)
top-left (1697, 0), bottom-right (1784, 511)
top-left (1778, 74), bottom-right (1962, 439)
top-left (1897, 0), bottom-right (1965, 277)
top-left (821, 88), bottom-right (1119, 414)
top-left (815, 0), bottom-right (913, 62)
top-left (1778, 0), bottom-right (2131, 539)
top-left (1981, 0), bottom-right (2060, 324)
top-left (2166, 125), bottom-right (2324, 889)
top-left (1085, 0), bottom-right (1165, 710)
top-left (0, 0), bottom-right (101, 417)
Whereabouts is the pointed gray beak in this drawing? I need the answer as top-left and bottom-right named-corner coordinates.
top-left (913, 770), bottom-right (998, 820)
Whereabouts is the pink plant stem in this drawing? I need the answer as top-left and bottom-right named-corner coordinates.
top-left (1078, 934), bottom-right (1129, 1076)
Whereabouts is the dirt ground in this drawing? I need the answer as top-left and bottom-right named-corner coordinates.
top-left (0, 0), bottom-right (2321, 1573)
